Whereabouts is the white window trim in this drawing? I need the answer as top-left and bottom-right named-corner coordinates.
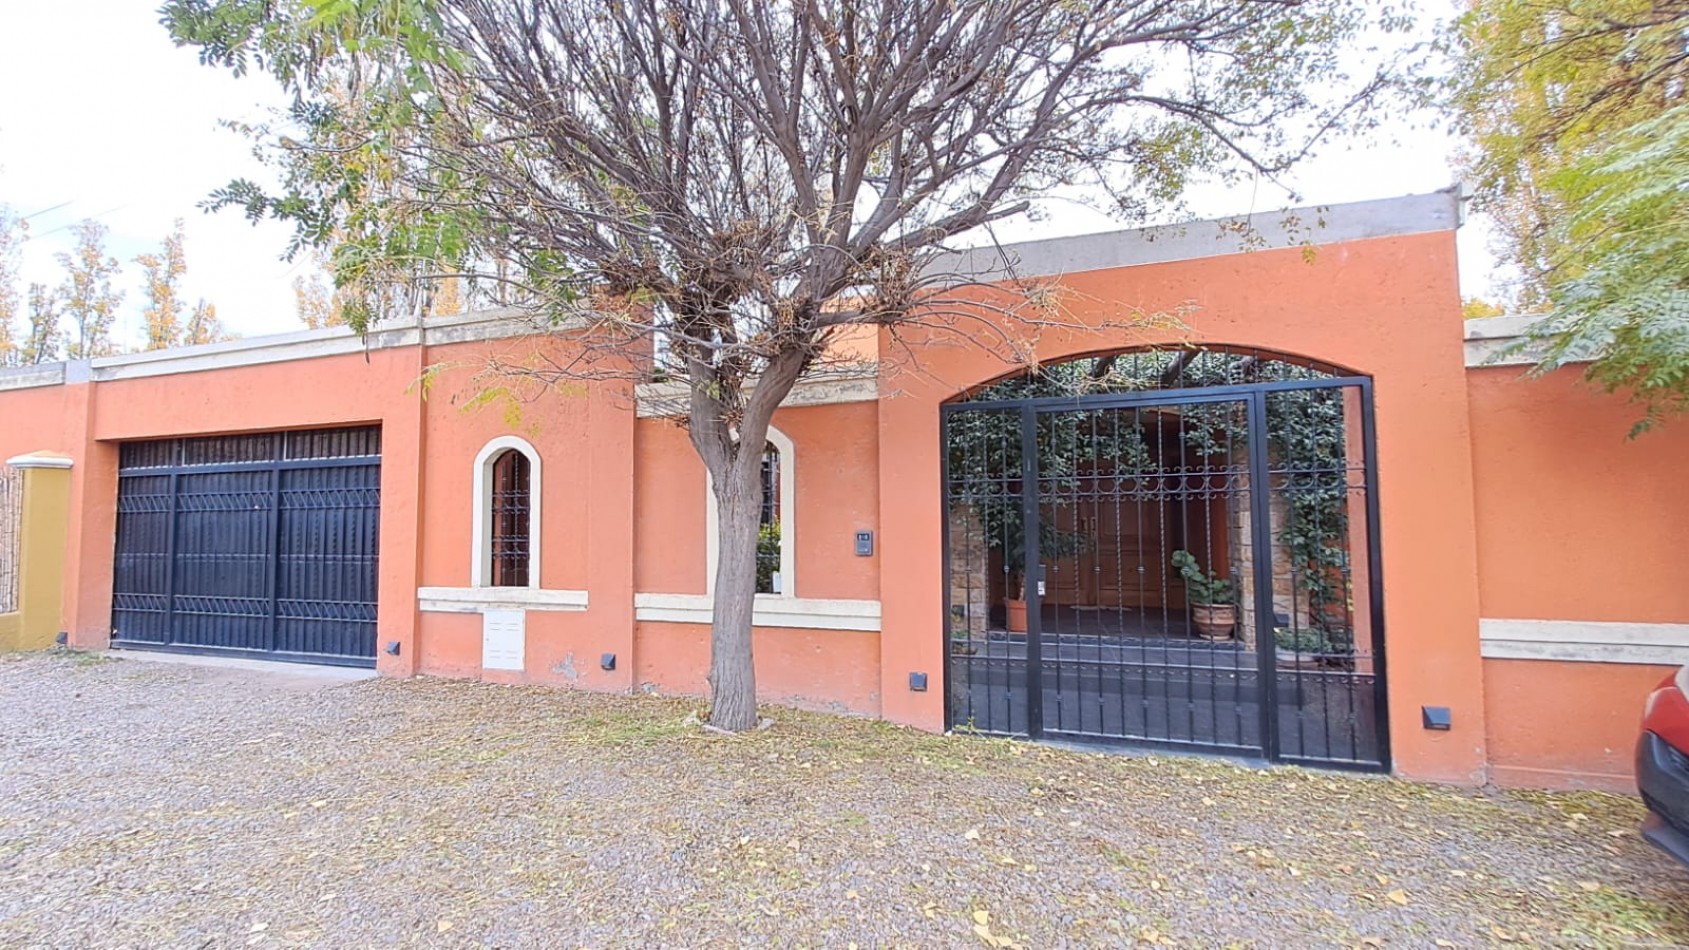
top-left (705, 425), bottom-right (796, 597)
top-left (471, 435), bottom-right (542, 589)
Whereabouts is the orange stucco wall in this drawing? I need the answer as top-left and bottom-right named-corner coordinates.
top-left (876, 230), bottom-right (1488, 784)
top-left (633, 401), bottom-right (880, 600)
top-left (3, 201), bottom-right (1678, 792)
top-left (1483, 658), bottom-right (1674, 790)
top-left (635, 622), bottom-right (883, 716)
top-left (1467, 364), bottom-right (1689, 790)
top-left (1467, 366), bottom-right (1689, 623)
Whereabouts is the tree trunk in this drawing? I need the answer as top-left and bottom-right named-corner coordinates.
top-left (706, 460), bottom-right (764, 731)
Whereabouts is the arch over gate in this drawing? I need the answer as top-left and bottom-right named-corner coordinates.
top-left (941, 345), bottom-right (1389, 770)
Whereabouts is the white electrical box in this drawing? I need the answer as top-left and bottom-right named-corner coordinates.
top-left (482, 609), bottom-right (526, 671)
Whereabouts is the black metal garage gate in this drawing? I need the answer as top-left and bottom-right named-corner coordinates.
top-left (943, 348), bottom-right (1389, 771)
top-left (111, 426), bottom-right (382, 667)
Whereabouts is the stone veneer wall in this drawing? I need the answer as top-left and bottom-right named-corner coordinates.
top-left (1228, 472), bottom-right (1301, 650)
top-left (947, 504), bottom-right (990, 641)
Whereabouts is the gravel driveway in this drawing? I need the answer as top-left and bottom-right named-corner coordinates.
top-left (0, 651), bottom-right (1685, 948)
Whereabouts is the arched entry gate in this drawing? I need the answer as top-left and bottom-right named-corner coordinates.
top-left (942, 347), bottom-right (1389, 770)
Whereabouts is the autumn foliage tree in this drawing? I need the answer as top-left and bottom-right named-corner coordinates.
top-left (136, 220), bottom-right (230, 349)
top-left (1449, 0), bottom-right (1689, 432)
top-left (168, 0), bottom-right (1412, 730)
top-left (22, 284), bottom-right (63, 365)
top-left (135, 220), bottom-right (188, 350)
top-left (0, 207), bottom-right (24, 366)
top-left (56, 219), bottom-right (124, 360)
top-left (183, 300), bottom-right (229, 346)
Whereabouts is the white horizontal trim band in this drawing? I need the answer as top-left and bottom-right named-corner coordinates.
top-left (634, 593), bottom-right (881, 632)
top-left (418, 586), bottom-right (588, 613)
top-left (1479, 618), bottom-right (1689, 666)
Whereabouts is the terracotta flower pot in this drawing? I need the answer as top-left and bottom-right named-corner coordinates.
top-left (1004, 598), bottom-right (1028, 633)
top-left (1190, 602), bottom-right (1236, 640)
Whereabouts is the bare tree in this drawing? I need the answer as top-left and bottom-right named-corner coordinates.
top-left (168, 0), bottom-right (1408, 730)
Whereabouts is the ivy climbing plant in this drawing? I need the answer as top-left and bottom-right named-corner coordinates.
top-left (944, 348), bottom-right (1356, 642)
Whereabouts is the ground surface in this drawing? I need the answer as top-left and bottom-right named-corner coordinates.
top-left (0, 652), bottom-right (1686, 948)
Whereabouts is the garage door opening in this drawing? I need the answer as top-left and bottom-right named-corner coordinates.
top-left (111, 426), bottom-right (382, 667)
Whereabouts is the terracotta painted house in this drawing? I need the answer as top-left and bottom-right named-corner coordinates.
top-left (0, 189), bottom-right (1683, 791)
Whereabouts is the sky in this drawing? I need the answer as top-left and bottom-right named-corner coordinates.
top-left (0, 1), bottom-right (1496, 347)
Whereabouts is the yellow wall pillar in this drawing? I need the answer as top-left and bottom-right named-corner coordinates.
top-left (0, 452), bottom-right (73, 651)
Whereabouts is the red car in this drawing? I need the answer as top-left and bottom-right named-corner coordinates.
top-left (1639, 664), bottom-right (1689, 866)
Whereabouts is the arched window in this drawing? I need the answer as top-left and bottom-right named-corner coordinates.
top-left (489, 450), bottom-right (531, 586)
top-left (473, 436), bottom-right (542, 588)
top-left (707, 426), bottom-right (795, 598)
top-left (756, 443), bottom-right (782, 594)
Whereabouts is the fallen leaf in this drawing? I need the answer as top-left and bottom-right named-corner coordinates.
top-left (964, 828), bottom-right (981, 841)
top-left (436, 921), bottom-right (454, 933)
top-left (1386, 890), bottom-right (1409, 906)
top-left (973, 910), bottom-right (990, 926)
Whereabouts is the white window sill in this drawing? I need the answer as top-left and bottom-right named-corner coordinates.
top-left (634, 593), bottom-right (880, 632)
top-left (419, 586), bottom-right (588, 613)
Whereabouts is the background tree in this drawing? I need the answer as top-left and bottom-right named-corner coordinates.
top-left (183, 299), bottom-right (229, 346)
top-left (292, 249), bottom-right (349, 329)
top-left (1461, 297), bottom-right (1505, 320)
top-left (1449, 0), bottom-right (1689, 433)
top-left (167, 0), bottom-right (1412, 730)
top-left (0, 206), bottom-right (24, 366)
top-left (136, 220), bottom-right (232, 349)
top-left (135, 220), bottom-right (188, 350)
top-left (21, 283), bottom-right (62, 365)
top-left (56, 219), bottom-right (124, 360)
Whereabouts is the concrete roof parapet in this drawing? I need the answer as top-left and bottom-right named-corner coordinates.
top-left (5, 452), bottom-right (73, 470)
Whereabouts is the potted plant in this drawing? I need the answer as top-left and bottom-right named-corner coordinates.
top-left (1171, 550), bottom-right (1236, 640)
top-left (979, 508), bottom-right (1087, 634)
top-left (1273, 626), bottom-right (1329, 670)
